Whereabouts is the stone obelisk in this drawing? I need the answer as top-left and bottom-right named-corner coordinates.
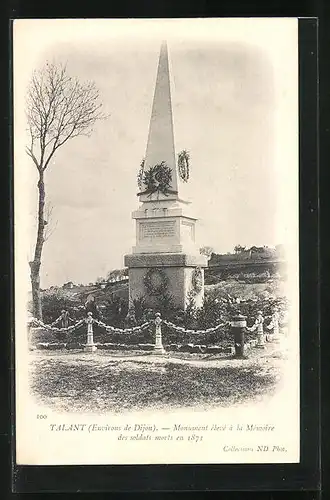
top-left (124, 42), bottom-right (207, 310)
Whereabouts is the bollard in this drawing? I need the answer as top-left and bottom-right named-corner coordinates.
top-left (254, 311), bottom-right (265, 348)
top-left (60, 309), bottom-right (70, 329)
top-left (154, 312), bottom-right (165, 355)
top-left (84, 312), bottom-right (97, 352)
top-left (231, 314), bottom-right (247, 358)
top-left (267, 306), bottom-right (281, 343)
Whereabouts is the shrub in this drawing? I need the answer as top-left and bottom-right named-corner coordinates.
top-left (101, 295), bottom-right (129, 327)
top-left (41, 290), bottom-right (83, 324)
top-left (131, 295), bottom-right (147, 321)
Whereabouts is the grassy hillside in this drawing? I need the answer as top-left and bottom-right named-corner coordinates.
top-left (41, 281), bottom-right (129, 305)
top-left (205, 279), bottom-right (286, 301)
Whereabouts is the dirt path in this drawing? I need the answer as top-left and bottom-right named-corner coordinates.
top-left (29, 341), bottom-right (288, 369)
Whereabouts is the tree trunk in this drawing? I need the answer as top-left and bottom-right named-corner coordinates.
top-left (29, 171), bottom-right (45, 320)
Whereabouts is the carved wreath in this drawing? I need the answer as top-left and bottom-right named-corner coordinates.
top-left (144, 268), bottom-right (169, 296)
top-left (191, 267), bottom-right (203, 295)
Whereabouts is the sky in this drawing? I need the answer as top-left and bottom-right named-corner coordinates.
top-left (14, 19), bottom-right (299, 288)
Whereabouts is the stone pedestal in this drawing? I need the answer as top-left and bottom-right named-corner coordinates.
top-left (255, 334), bottom-right (266, 349)
top-left (154, 312), bottom-right (166, 354)
top-left (125, 194), bottom-right (207, 311)
top-left (124, 252), bottom-right (207, 310)
top-left (131, 196), bottom-right (199, 255)
top-left (84, 344), bottom-right (97, 352)
top-left (84, 312), bottom-right (97, 352)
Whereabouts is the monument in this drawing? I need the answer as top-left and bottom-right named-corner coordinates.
top-left (124, 42), bottom-right (207, 310)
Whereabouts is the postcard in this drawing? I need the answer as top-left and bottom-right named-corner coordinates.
top-left (14, 17), bottom-right (299, 465)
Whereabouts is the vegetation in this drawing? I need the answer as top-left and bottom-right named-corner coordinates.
top-left (30, 276), bottom-right (289, 349)
top-left (29, 347), bottom-right (285, 414)
top-left (39, 289), bottom-right (84, 325)
top-left (26, 61), bottom-right (107, 320)
top-left (199, 246), bottom-right (213, 260)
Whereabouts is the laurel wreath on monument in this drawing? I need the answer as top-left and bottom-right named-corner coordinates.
top-left (144, 268), bottom-right (169, 296)
top-left (178, 149), bottom-right (190, 183)
top-left (141, 162), bottom-right (173, 197)
top-left (137, 158), bottom-right (145, 190)
top-left (191, 267), bottom-right (203, 295)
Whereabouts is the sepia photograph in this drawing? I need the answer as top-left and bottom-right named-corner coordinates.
top-left (14, 18), bottom-right (299, 465)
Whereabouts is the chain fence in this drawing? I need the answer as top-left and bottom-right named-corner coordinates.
top-left (28, 307), bottom-right (285, 357)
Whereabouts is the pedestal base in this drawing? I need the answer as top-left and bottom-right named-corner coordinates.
top-left (124, 252), bottom-right (207, 310)
top-left (153, 345), bottom-right (166, 355)
top-left (84, 344), bottom-right (97, 352)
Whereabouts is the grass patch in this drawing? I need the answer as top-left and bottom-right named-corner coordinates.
top-left (29, 349), bottom-right (284, 414)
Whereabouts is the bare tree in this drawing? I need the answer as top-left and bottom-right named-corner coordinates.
top-left (26, 61), bottom-right (107, 319)
top-left (43, 202), bottom-right (58, 242)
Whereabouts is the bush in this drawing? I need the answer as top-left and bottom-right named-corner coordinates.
top-left (35, 278), bottom-right (289, 346)
top-left (204, 273), bottom-right (220, 285)
top-left (41, 290), bottom-right (84, 324)
top-left (101, 296), bottom-right (129, 327)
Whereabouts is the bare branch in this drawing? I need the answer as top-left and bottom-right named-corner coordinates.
top-left (25, 61), bottom-right (108, 172)
top-left (26, 61), bottom-right (109, 318)
top-left (43, 202), bottom-right (58, 241)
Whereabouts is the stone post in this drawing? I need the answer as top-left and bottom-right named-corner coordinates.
top-left (60, 309), bottom-right (70, 329)
top-left (254, 311), bottom-right (265, 348)
top-left (231, 314), bottom-right (247, 358)
top-left (84, 312), bottom-right (97, 352)
top-left (267, 307), bottom-right (281, 343)
top-left (154, 312), bottom-right (165, 355)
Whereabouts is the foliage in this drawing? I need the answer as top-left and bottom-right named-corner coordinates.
top-left (26, 61), bottom-right (107, 320)
top-left (202, 283), bottom-right (289, 328)
top-left (26, 62), bottom-right (106, 163)
top-left (40, 290), bottom-right (83, 324)
top-left (199, 246), bottom-right (213, 259)
top-left (101, 295), bottom-right (129, 327)
top-left (191, 267), bottom-right (203, 295)
top-left (156, 292), bottom-right (177, 317)
top-left (234, 244), bottom-right (246, 254)
top-left (177, 149), bottom-right (190, 182)
top-left (131, 295), bottom-right (147, 322)
top-left (106, 268), bottom-right (128, 282)
top-left (137, 158), bottom-right (145, 191)
top-left (195, 294), bottom-right (229, 328)
top-left (182, 290), bottom-right (198, 327)
top-left (204, 273), bottom-right (220, 285)
top-left (36, 276), bottom-right (289, 347)
top-left (142, 162), bottom-right (173, 196)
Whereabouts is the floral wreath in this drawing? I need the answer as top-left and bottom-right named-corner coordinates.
top-left (137, 158), bottom-right (145, 190)
top-left (139, 162), bottom-right (175, 197)
top-left (178, 150), bottom-right (190, 183)
top-left (191, 267), bottom-right (203, 295)
top-left (144, 268), bottom-right (169, 296)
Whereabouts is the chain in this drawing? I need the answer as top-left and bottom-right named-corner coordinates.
top-left (93, 319), bottom-right (150, 334)
top-left (29, 310), bottom-right (282, 338)
top-left (29, 318), bottom-right (84, 333)
top-left (50, 315), bottom-right (75, 327)
top-left (163, 320), bottom-right (229, 335)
